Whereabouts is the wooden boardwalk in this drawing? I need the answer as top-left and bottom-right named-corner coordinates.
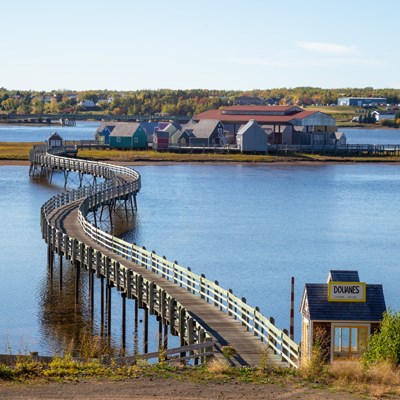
top-left (30, 145), bottom-right (299, 368)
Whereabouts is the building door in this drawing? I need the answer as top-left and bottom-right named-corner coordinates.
top-left (333, 325), bottom-right (368, 360)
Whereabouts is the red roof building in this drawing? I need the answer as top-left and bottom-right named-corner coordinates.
top-left (194, 106), bottom-right (338, 146)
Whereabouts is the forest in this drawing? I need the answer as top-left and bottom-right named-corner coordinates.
top-left (1, 87), bottom-right (399, 117)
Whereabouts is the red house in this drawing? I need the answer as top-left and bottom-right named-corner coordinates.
top-left (153, 130), bottom-right (169, 150)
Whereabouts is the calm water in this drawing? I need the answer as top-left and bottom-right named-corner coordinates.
top-left (342, 128), bottom-right (400, 144)
top-left (0, 121), bottom-right (100, 142)
top-left (0, 164), bottom-right (399, 355)
top-left (0, 123), bottom-right (399, 145)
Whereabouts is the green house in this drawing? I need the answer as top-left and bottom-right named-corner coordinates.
top-left (109, 122), bottom-right (148, 149)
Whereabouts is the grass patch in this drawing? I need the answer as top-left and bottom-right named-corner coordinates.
top-left (2, 354), bottom-right (400, 397)
top-left (0, 142), bottom-right (42, 160)
top-left (2, 143), bottom-right (400, 164)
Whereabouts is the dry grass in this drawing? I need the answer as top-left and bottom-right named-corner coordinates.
top-left (0, 142), bottom-right (41, 160)
top-left (2, 142), bottom-right (400, 164)
top-left (313, 360), bottom-right (400, 397)
top-left (206, 359), bottom-right (231, 375)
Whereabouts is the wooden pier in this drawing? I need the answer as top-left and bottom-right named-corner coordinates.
top-left (29, 145), bottom-right (299, 368)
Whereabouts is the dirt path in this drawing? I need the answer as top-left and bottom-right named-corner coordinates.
top-left (0, 378), bottom-right (361, 399)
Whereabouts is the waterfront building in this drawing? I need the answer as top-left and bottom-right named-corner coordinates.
top-left (109, 122), bottom-right (148, 150)
top-left (300, 270), bottom-right (386, 363)
top-left (194, 105), bottom-right (337, 146)
top-left (153, 130), bottom-right (170, 150)
top-left (337, 97), bottom-right (387, 107)
top-left (95, 122), bottom-right (116, 144)
top-left (371, 110), bottom-right (396, 122)
top-left (47, 132), bottom-right (63, 148)
top-left (236, 120), bottom-right (268, 153)
top-left (183, 119), bottom-right (226, 147)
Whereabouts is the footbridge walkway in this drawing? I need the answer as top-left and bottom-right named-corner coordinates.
top-left (29, 145), bottom-right (299, 368)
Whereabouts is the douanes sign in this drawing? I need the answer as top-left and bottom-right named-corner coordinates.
top-left (328, 282), bottom-right (366, 302)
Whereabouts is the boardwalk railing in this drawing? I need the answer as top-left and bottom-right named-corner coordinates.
top-left (268, 143), bottom-right (400, 155)
top-left (30, 145), bottom-right (300, 368)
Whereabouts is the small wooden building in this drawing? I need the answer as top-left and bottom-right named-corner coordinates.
top-left (47, 132), bottom-right (63, 148)
top-left (236, 120), bottom-right (268, 153)
top-left (171, 128), bottom-right (194, 146)
top-left (109, 122), bottom-right (148, 150)
top-left (185, 119), bottom-right (226, 147)
top-left (153, 130), bottom-right (170, 150)
top-left (96, 122), bottom-right (116, 145)
top-left (300, 270), bottom-right (386, 363)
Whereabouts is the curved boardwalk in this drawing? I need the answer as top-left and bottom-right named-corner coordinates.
top-left (30, 145), bottom-right (299, 368)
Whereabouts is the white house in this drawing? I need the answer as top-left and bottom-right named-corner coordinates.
top-left (78, 99), bottom-right (96, 108)
top-left (372, 111), bottom-right (396, 122)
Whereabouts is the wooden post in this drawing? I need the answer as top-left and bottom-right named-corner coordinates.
top-left (200, 274), bottom-right (205, 300)
top-left (168, 298), bottom-right (175, 335)
top-left (228, 289), bottom-right (233, 317)
top-left (179, 307), bottom-right (186, 359)
top-left (100, 275), bottom-right (105, 334)
top-left (121, 293), bottom-right (126, 352)
top-left (158, 317), bottom-right (163, 353)
top-left (241, 297), bottom-right (247, 328)
top-left (149, 282), bottom-right (155, 315)
top-left (269, 316), bottom-right (277, 354)
top-left (106, 284), bottom-right (112, 337)
top-left (89, 267), bottom-right (94, 317)
top-left (143, 307), bottom-right (149, 354)
top-left (290, 277), bottom-right (295, 341)
top-left (74, 262), bottom-right (80, 305)
top-left (163, 321), bottom-right (168, 351)
top-left (214, 280), bottom-right (219, 308)
top-left (282, 328), bottom-right (289, 362)
top-left (254, 306), bottom-right (260, 338)
top-left (59, 254), bottom-right (63, 291)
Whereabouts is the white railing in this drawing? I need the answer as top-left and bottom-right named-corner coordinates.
top-left (31, 145), bottom-right (299, 367)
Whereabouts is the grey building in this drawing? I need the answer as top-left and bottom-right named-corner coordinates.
top-left (337, 97), bottom-right (387, 107)
top-left (184, 120), bottom-right (226, 147)
top-left (236, 120), bottom-right (268, 153)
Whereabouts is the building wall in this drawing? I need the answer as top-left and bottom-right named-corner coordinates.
top-left (237, 126), bottom-right (268, 152)
top-left (132, 127), bottom-right (148, 149)
top-left (110, 136), bottom-right (132, 149)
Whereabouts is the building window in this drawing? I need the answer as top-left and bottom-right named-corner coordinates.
top-left (134, 137), bottom-right (138, 143)
top-left (333, 325), bottom-right (368, 360)
top-left (117, 137), bottom-right (121, 143)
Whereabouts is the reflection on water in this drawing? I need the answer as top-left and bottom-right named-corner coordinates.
top-left (1, 163), bottom-right (400, 355)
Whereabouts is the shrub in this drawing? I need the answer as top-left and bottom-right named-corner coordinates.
top-left (363, 309), bottom-right (400, 366)
top-left (0, 364), bottom-right (15, 380)
top-left (301, 326), bottom-right (329, 380)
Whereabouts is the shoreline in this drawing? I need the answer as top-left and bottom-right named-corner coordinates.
top-left (3, 158), bottom-right (400, 167)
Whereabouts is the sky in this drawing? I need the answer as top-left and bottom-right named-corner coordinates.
top-left (1, 0), bottom-right (399, 91)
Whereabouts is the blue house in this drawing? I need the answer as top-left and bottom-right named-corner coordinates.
top-left (95, 122), bottom-right (116, 145)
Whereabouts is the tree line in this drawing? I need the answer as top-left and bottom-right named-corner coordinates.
top-left (1, 87), bottom-right (400, 116)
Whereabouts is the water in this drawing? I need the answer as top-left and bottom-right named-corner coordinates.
top-left (0, 123), bottom-right (399, 145)
top-left (0, 163), bottom-right (399, 356)
top-left (342, 128), bottom-right (400, 144)
top-left (0, 121), bottom-right (100, 142)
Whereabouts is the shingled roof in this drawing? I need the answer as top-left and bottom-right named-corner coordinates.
top-left (303, 284), bottom-right (386, 322)
top-left (328, 270), bottom-right (359, 282)
top-left (109, 122), bottom-right (141, 137)
top-left (183, 119), bottom-right (222, 139)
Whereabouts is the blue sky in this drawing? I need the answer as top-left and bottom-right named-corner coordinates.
top-left (1, 0), bottom-right (398, 91)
